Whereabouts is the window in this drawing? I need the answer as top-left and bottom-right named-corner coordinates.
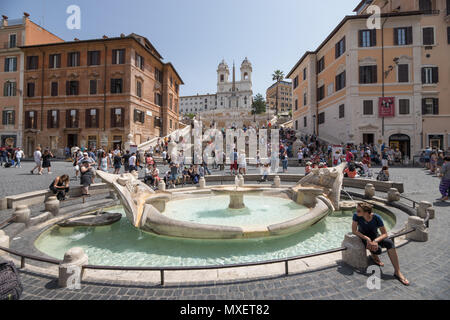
top-left (86, 109), bottom-right (99, 128)
top-left (359, 29), bottom-right (376, 47)
top-left (303, 92), bottom-right (307, 106)
top-left (363, 100), bottom-right (374, 115)
top-left (136, 81), bottom-right (142, 98)
top-left (25, 111), bottom-right (37, 129)
top-left (9, 34), bottom-right (16, 48)
top-left (293, 76), bottom-right (298, 89)
top-left (421, 67), bottom-right (438, 84)
top-left (4, 57), bottom-right (17, 72)
top-left (317, 85), bottom-right (325, 101)
top-left (303, 116), bottom-right (307, 127)
top-left (295, 99), bottom-right (298, 111)
top-left (66, 81), bottom-right (79, 95)
top-left (295, 120), bottom-right (298, 130)
top-left (335, 71), bottom-right (346, 91)
top-left (49, 54), bottom-right (61, 68)
top-left (419, 0), bottom-right (433, 12)
top-left (448, 26), bottom-right (450, 44)
top-left (339, 104), bottom-right (345, 119)
top-left (317, 57), bottom-right (325, 73)
top-left (27, 56), bottom-right (39, 70)
top-left (111, 108), bottom-right (124, 127)
top-left (318, 112), bottom-right (325, 124)
top-left (399, 99), bottom-right (410, 115)
top-left (154, 116), bottom-right (162, 128)
top-left (87, 51), bottom-right (100, 66)
top-left (422, 98), bottom-right (439, 115)
top-left (27, 82), bottom-right (35, 97)
top-left (66, 109), bottom-right (79, 128)
top-left (111, 79), bottom-right (123, 93)
top-left (3, 81), bottom-right (16, 96)
top-left (47, 110), bottom-right (59, 129)
top-left (89, 79), bottom-right (97, 95)
top-left (359, 65), bottom-right (377, 83)
top-left (51, 82), bottom-right (58, 96)
top-left (67, 52), bottom-right (80, 67)
top-left (335, 37), bottom-right (346, 58)
top-left (112, 49), bottom-right (125, 64)
top-left (303, 68), bottom-right (307, 80)
top-left (423, 27), bottom-right (435, 45)
top-left (398, 64), bottom-right (409, 83)
top-left (2, 110), bottom-right (15, 125)
top-left (135, 53), bottom-right (144, 70)
top-left (394, 27), bottom-right (413, 45)
top-left (155, 68), bottom-right (163, 83)
top-left (155, 92), bottom-right (162, 106)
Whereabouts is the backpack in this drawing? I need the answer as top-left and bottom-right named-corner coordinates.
top-left (0, 261), bottom-right (23, 300)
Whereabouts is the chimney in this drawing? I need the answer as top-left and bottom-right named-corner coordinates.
top-left (102, 35), bottom-right (108, 39)
top-left (23, 12), bottom-right (30, 24)
top-left (1, 15), bottom-right (8, 27)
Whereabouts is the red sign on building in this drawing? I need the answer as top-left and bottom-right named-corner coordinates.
top-left (379, 97), bottom-right (395, 117)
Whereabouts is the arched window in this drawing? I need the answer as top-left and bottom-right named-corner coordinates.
top-left (244, 72), bottom-right (248, 80)
top-left (244, 96), bottom-right (247, 105)
top-left (220, 74), bottom-right (224, 82)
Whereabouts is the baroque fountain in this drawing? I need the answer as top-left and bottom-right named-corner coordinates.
top-left (95, 163), bottom-right (346, 240)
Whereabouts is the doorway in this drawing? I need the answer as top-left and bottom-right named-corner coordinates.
top-left (389, 134), bottom-right (411, 158)
top-left (67, 134), bottom-right (78, 148)
top-left (428, 134), bottom-right (443, 150)
top-left (363, 133), bottom-right (375, 145)
top-left (26, 136), bottom-right (35, 158)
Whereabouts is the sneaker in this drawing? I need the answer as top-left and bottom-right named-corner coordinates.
top-left (30, 170), bottom-right (34, 174)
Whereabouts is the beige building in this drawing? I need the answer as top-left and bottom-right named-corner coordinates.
top-left (266, 80), bottom-right (293, 115)
top-left (288, 0), bottom-right (450, 158)
top-left (0, 13), bottom-right (62, 147)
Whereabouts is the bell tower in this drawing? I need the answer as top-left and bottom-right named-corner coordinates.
top-left (217, 59), bottom-right (229, 85)
top-left (240, 57), bottom-right (252, 82)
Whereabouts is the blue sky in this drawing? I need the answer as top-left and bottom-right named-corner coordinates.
top-left (4, 0), bottom-right (357, 97)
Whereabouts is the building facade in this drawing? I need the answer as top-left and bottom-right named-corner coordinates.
top-left (0, 13), bottom-right (62, 148)
top-left (180, 58), bottom-right (253, 114)
top-left (288, 0), bottom-right (450, 158)
top-left (21, 33), bottom-right (183, 157)
top-left (266, 80), bottom-right (293, 115)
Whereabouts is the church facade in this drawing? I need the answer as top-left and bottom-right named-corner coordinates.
top-left (180, 58), bottom-right (253, 114)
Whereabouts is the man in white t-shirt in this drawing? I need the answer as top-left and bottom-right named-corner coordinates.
top-left (31, 147), bottom-right (42, 175)
top-left (129, 153), bottom-right (137, 172)
top-left (14, 147), bottom-right (24, 168)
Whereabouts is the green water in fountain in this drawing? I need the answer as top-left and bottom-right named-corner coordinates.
top-left (35, 204), bottom-right (396, 267)
top-left (164, 195), bottom-right (310, 228)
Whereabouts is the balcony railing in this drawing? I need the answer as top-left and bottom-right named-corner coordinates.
top-left (3, 42), bottom-right (17, 49)
top-left (419, 9), bottom-right (440, 15)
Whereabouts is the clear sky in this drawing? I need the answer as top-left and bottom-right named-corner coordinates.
top-left (3, 0), bottom-right (358, 97)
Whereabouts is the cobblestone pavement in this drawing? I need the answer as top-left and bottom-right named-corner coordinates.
top-left (1, 163), bottom-right (449, 300)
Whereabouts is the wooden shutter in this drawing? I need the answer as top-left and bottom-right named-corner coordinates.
top-left (342, 36), bottom-right (346, 53)
top-left (120, 108), bottom-right (125, 127)
top-left (432, 67), bottom-right (439, 83)
top-left (67, 53), bottom-right (71, 67)
top-left (66, 110), bottom-right (70, 128)
top-left (86, 109), bottom-right (91, 128)
top-left (371, 29), bottom-right (377, 46)
top-left (56, 54), bottom-right (61, 68)
top-left (141, 57), bottom-right (144, 70)
top-left (47, 110), bottom-right (52, 128)
top-left (48, 55), bottom-right (53, 68)
top-left (406, 27), bottom-right (413, 45)
top-left (133, 109), bottom-right (138, 122)
top-left (2, 111), bottom-right (6, 125)
top-left (120, 50), bottom-right (125, 64)
top-left (94, 109), bottom-right (99, 128)
top-left (398, 65), bottom-right (408, 82)
top-left (111, 79), bottom-right (115, 93)
top-left (422, 99), bottom-right (426, 115)
top-left (4, 58), bottom-right (8, 72)
top-left (372, 66), bottom-right (377, 83)
top-left (394, 28), bottom-right (399, 45)
top-left (359, 66), bottom-right (364, 83)
top-left (110, 108), bottom-right (115, 127)
top-left (3, 82), bottom-right (7, 96)
top-left (24, 111), bottom-right (29, 128)
top-left (358, 30), bottom-right (363, 47)
top-left (421, 68), bottom-right (426, 83)
top-left (75, 110), bottom-right (79, 127)
top-left (433, 99), bottom-right (439, 115)
top-left (112, 49), bottom-right (117, 64)
top-left (66, 81), bottom-right (70, 95)
top-left (335, 42), bottom-right (339, 58)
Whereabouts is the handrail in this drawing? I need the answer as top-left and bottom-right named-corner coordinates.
top-left (0, 226), bottom-right (418, 286)
top-left (0, 217), bottom-right (15, 229)
top-left (399, 195), bottom-right (418, 208)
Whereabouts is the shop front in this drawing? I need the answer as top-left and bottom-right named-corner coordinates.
top-left (389, 134), bottom-right (411, 159)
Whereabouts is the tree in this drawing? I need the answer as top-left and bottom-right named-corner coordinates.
top-left (185, 113), bottom-right (195, 119)
top-left (251, 94), bottom-right (266, 115)
top-left (272, 70), bottom-right (285, 116)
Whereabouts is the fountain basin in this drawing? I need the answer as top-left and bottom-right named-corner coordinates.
top-left (211, 186), bottom-right (262, 209)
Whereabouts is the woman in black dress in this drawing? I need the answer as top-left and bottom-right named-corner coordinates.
top-left (80, 161), bottom-right (94, 196)
top-left (42, 149), bottom-right (54, 174)
top-left (49, 174), bottom-right (70, 200)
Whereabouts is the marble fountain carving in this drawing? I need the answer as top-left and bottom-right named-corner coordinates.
top-left (96, 164), bottom-right (345, 240)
